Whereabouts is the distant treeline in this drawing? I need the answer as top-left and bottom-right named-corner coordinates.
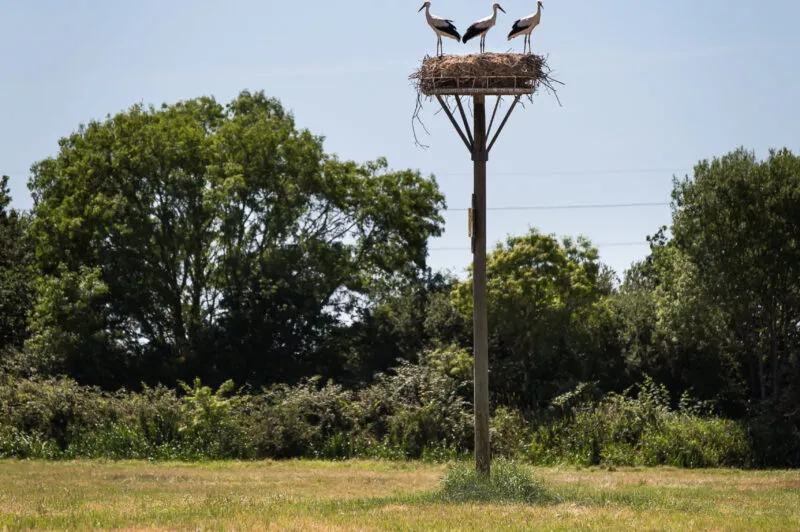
top-left (1, 91), bottom-right (799, 465)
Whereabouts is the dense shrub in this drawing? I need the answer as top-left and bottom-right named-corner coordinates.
top-left (747, 411), bottom-right (800, 468)
top-left (0, 362), bottom-right (472, 461)
top-left (0, 370), bottom-right (778, 467)
top-left (353, 361), bottom-right (471, 458)
top-left (524, 378), bottom-right (752, 468)
top-left (0, 375), bottom-right (110, 450)
top-left (242, 377), bottom-right (357, 459)
top-left (640, 415), bottom-right (751, 467)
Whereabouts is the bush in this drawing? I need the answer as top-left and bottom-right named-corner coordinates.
top-left (242, 377), bottom-right (356, 459)
top-left (65, 422), bottom-right (156, 460)
top-left (748, 411), bottom-right (800, 468)
top-left (525, 378), bottom-right (753, 467)
top-left (0, 426), bottom-right (61, 459)
top-left (640, 415), bottom-right (751, 468)
top-left (354, 361), bottom-right (472, 458)
top-left (0, 374), bottom-right (110, 451)
top-left (490, 406), bottom-right (530, 458)
top-left (0, 371), bottom-right (767, 467)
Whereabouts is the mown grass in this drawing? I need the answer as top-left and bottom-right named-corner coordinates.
top-left (1, 459), bottom-right (798, 530)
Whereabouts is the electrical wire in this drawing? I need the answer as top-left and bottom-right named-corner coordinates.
top-left (444, 201), bottom-right (669, 212)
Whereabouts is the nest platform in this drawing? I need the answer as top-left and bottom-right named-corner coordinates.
top-left (410, 53), bottom-right (548, 96)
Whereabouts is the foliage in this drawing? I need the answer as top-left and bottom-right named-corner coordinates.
top-left (328, 271), bottom-right (467, 385)
top-left (10, 119), bottom-right (800, 469)
top-left (452, 229), bottom-right (623, 409)
top-left (242, 377), bottom-right (356, 459)
top-left (0, 175), bottom-right (36, 360)
top-left (671, 147), bottom-right (800, 410)
top-left (0, 369), bottom-right (769, 467)
top-left (490, 406), bottom-right (530, 458)
top-left (525, 377), bottom-right (752, 468)
top-left (353, 361), bottom-right (472, 458)
top-left (26, 91), bottom-right (445, 388)
top-left (0, 362), bottom-right (472, 462)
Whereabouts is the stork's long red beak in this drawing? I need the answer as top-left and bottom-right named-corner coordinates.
top-left (418, 4), bottom-right (426, 12)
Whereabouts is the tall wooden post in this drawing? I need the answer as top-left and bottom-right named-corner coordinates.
top-left (428, 88), bottom-right (524, 479)
top-left (472, 95), bottom-right (490, 477)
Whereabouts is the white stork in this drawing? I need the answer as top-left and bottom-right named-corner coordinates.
top-left (508, 1), bottom-right (543, 54)
top-left (462, 3), bottom-right (506, 53)
top-left (418, 2), bottom-right (461, 57)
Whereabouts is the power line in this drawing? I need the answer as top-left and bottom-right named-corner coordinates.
top-left (444, 201), bottom-right (669, 212)
top-left (430, 241), bottom-right (650, 251)
top-left (437, 168), bottom-right (690, 177)
top-left (2, 168), bottom-right (692, 177)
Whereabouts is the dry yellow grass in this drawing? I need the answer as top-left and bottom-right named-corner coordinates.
top-left (1, 460), bottom-right (798, 530)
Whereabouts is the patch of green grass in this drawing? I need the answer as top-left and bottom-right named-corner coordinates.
top-left (436, 459), bottom-right (548, 504)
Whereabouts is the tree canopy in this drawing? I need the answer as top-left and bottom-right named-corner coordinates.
top-left (670, 147), bottom-right (800, 412)
top-left (452, 229), bottom-right (622, 408)
top-left (0, 175), bottom-right (35, 355)
top-left (26, 91), bottom-right (445, 387)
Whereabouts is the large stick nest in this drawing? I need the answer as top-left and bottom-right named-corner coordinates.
top-left (410, 53), bottom-right (556, 93)
top-left (408, 53), bottom-right (563, 148)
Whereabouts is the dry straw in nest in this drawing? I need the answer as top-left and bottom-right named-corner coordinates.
top-left (410, 53), bottom-right (556, 94)
top-left (409, 53), bottom-right (562, 148)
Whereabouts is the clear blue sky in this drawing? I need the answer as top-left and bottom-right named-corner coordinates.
top-left (2, 0), bottom-right (798, 278)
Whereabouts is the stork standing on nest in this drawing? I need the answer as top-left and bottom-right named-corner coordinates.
top-left (508, 1), bottom-right (543, 54)
top-left (463, 3), bottom-right (506, 53)
top-left (418, 2), bottom-right (461, 57)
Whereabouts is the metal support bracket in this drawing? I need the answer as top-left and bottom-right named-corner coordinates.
top-left (434, 95), bottom-right (473, 153)
top-left (434, 95), bottom-right (521, 157)
top-left (488, 95), bottom-right (521, 153)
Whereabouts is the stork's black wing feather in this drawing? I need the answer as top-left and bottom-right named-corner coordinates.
top-left (438, 20), bottom-right (461, 40)
top-left (508, 19), bottom-right (528, 38)
top-left (462, 23), bottom-right (483, 43)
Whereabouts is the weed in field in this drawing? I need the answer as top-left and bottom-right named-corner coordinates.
top-left (436, 459), bottom-right (547, 504)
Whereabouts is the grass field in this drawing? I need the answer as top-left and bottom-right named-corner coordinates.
top-left (1, 460), bottom-right (798, 530)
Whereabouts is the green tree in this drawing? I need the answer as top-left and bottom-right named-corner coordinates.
top-left (671, 147), bottom-right (800, 411)
top-left (453, 229), bottom-right (623, 409)
top-left (616, 236), bottom-right (739, 408)
top-left (327, 270), bottom-right (470, 385)
top-left (27, 91), bottom-right (445, 387)
top-left (0, 175), bottom-right (36, 356)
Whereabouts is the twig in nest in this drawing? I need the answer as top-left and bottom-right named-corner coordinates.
top-left (409, 53), bottom-right (564, 148)
top-left (412, 91), bottom-right (431, 149)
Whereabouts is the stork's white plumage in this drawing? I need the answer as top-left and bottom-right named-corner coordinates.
top-left (462, 3), bottom-right (506, 53)
top-left (508, 1), bottom-right (543, 54)
top-left (418, 2), bottom-right (461, 57)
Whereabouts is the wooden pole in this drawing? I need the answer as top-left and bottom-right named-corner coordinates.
top-left (472, 95), bottom-right (490, 477)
